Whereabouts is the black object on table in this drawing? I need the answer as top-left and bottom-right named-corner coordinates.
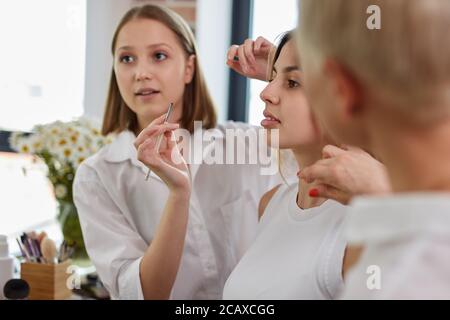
top-left (3, 279), bottom-right (30, 300)
top-left (72, 272), bottom-right (110, 300)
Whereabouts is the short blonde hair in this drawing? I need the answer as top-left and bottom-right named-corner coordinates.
top-left (297, 0), bottom-right (450, 118)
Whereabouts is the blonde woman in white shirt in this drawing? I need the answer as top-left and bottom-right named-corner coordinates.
top-left (73, 4), bottom-right (282, 300)
top-left (297, 0), bottom-right (450, 299)
top-left (222, 31), bottom-right (355, 299)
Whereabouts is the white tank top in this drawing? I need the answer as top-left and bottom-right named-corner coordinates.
top-left (222, 183), bottom-right (348, 299)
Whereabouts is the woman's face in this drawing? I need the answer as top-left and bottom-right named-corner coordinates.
top-left (114, 18), bottom-right (195, 130)
top-left (260, 40), bottom-right (322, 149)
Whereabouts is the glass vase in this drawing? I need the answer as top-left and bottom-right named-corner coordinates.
top-left (57, 200), bottom-right (88, 261)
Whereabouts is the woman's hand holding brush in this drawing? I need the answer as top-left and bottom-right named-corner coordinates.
top-left (134, 112), bottom-right (190, 195)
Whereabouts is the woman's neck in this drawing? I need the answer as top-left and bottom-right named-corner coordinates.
top-left (291, 146), bottom-right (327, 209)
top-left (369, 113), bottom-right (450, 193)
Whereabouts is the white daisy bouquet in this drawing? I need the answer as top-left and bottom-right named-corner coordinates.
top-left (9, 118), bottom-right (113, 201)
top-left (9, 118), bottom-right (114, 259)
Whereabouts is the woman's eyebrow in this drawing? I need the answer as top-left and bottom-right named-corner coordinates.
top-left (282, 65), bottom-right (301, 73)
top-left (117, 43), bottom-right (173, 51)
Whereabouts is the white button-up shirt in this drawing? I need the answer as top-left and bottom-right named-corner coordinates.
top-left (73, 122), bottom-right (286, 299)
top-left (340, 194), bottom-right (450, 299)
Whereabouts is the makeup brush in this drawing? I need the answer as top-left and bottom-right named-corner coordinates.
top-left (37, 231), bottom-right (47, 244)
top-left (40, 237), bottom-right (57, 264)
top-left (145, 102), bottom-right (174, 181)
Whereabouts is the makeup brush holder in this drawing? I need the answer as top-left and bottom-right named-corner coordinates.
top-left (20, 260), bottom-right (73, 300)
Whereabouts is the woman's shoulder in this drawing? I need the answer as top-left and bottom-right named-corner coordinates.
top-left (75, 130), bottom-right (132, 182)
top-left (259, 182), bottom-right (295, 219)
top-left (77, 143), bottom-right (112, 172)
top-left (74, 150), bottom-right (107, 183)
top-left (258, 184), bottom-right (282, 219)
top-left (257, 182), bottom-right (295, 232)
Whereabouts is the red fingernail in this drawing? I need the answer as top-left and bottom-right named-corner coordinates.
top-left (309, 189), bottom-right (319, 197)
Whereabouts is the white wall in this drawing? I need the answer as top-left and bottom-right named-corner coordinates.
top-left (83, 0), bottom-right (133, 122)
top-left (196, 0), bottom-right (233, 123)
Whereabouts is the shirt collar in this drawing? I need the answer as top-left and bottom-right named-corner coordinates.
top-left (104, 130), bottom-right (137, 163)
top-left (104, 130), bottom-right (156, 178)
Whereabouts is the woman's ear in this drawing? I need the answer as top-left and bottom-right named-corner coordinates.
top-left (184, 54), bottom-right (196, 84)
top-left (324, 59), bottom-right (364, 119)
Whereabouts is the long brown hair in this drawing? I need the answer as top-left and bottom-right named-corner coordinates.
top-left (101, 4), bottom-right (217, 135)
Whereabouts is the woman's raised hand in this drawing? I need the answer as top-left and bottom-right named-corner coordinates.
top-left (226, 36), bottom-right (275, 81)
top-left (134, 115), bottom-right (190, 194)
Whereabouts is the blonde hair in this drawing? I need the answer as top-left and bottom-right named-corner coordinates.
top-left (102, 4), bottom-right (217, 135)
top-left (297, 0), bottom-right (450, 118)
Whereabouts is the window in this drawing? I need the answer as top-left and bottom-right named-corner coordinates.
top-left (0, 152), bottom-right (63, 254)
top-left (248, 0), bottom-right (298, 126)
top-left (0, 0), bottom-right (86, 252)
top-left (0, 0), bottom-right (86, 132)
